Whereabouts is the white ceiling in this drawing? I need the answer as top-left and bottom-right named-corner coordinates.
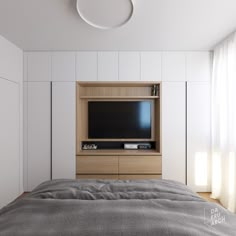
top-left (0, 0), bottom-right (235, 51)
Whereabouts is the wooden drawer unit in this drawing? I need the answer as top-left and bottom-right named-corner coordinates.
top-left (76, 156), bottom-right (118, 174)
top-left (119, 156), bottom-right (162, 174)
top-left (119, 175), bottom-right (162, 180)
top-left (76, 175), bottom-right (119, 179)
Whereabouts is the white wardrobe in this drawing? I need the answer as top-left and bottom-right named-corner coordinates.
top-left (24, 52), bottom-right (76, 191)
top-left (23, 51), bottom-right (211, 192)
top-left (0, 35), bottom-right (23, 208)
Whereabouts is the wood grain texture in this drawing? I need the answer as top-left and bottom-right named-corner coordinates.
top-left (76, 175), bottom-right (118, 179)
top-left (119, 175), bottom-right (162, 180)
top-left (76, 82), bottom-right (162, 177)
top-left (119, 156), bottom-right (162, 174)
top-left (76, 156), bottom-right (118, 174)
top-left (77, 150), bottom-right (161, 156)
top-left (76, 81), bottom-right (161, 154)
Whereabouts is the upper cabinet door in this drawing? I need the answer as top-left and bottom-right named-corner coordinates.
top-left (162, 52), bottom-right (186, 81)
top-left (187, 82), bottom-right (211, 192)
top-left (119, 52), bottom-right (140, 81)
top-left (98, 52), bottom-right (118, 81)
top-left (162, 82), bottom-right (186, 184)
top-left (186, 52), bottom-right (212, 82)
top-left (141, 52), bottom-right (162, 81)
top-left (52, 52), bottom-right (76, 82)
top-left (76, 52), bottom-right (97, 81)
top-left (27, 52), bottom-right (51, 82)
top-left (0, 35), bottom-right (22, 83)
top-left (52, 82), bottom-right (76, 179)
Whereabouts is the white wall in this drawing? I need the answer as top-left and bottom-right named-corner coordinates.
top-left (0, 35), bottom-right (23, 208)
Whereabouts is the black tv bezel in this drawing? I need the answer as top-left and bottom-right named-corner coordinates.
top-left (87, 100), bottom-right (153, 140)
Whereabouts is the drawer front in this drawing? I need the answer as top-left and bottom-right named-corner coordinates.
top-left (119, 156), bottom-right (162, 174)
top-left (119, 175), bottom-right (162, 180)
top-left (76, 156), bottom-right (118, 174)
top-left (76, 175), bottom-right (119, 180)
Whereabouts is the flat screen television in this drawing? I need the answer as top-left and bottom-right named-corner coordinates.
top-left (88, 101), bottom-right (152, 139)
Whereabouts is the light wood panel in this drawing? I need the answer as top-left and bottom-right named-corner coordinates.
top-left (77, 150), bottom-right (161, 156)
top-left (119, 156), bottom-right (162, 174)
top-left (80, 96), bottom-right (159, 99)
top-left (119, 175), bottom-right (162, 180)
top-left (76, 82), bottom-right (162, 177)
top-left (78, 81), bottom-right (160, 87)
top-left (76, 156), bottom-right (119, 174)
top-left (76, 175), bottom-right (118, 179)
top-left (76, 82), bottom-right (161, 154)
top-left (79, 86), bottom-right (152, 97)
top-left (76, 175), bottom-right (162, 180)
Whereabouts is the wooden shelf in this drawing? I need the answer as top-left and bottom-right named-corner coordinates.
top-left (76, 81), bottom-right (162, 177)
top-left (77, 149), bottom-right (161, 156)
top-left (82, 139), bottom-right (155, 142)
top-left (78, 81), bottom-right (161, 87)
top-left (80, 96), bottom-right (159, 99)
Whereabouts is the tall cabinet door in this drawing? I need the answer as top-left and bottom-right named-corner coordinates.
top-left (52, 82), bottom-right (76, 179)
top-left (0, 79), bottom-right (19, 208)
top-left (162, 82), bottom-right (186, 184)
top-left (187, 82), bottom-right (211, 192)
top-left (27, 82), bottom-right (51, 191)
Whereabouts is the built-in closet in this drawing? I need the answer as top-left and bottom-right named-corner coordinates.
top-left (23, 51), bottom-right (211, 192)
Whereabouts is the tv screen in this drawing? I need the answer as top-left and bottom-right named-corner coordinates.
top-left (88, 101), bottom-right (151, 139)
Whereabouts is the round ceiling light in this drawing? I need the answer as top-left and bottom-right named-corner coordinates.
top-left (76, 0), bottom-right (134, 30)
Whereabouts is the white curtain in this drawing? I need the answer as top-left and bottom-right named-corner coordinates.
top-left (211, 32), bottom-right (236, 213)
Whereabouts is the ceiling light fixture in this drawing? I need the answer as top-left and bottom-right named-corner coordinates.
top-left (76, 0), bottom-right (134, 30)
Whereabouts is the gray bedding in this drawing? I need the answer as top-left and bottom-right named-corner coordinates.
top-left (0, 179), bottom-right (235, 236)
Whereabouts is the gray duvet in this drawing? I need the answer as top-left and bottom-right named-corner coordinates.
top-left (0, 179), bottom-right (235, 236)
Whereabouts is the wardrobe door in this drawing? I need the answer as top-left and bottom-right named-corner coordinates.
top-left (119, 52), bottom-right (140, 81)
top-left (186, 52), bottom-right (212, 82)
top-left (76, 52), bottom-right (97, 81)
top-left (140, 52), bottom-right (162, 81)
top-left (162, 82), bottom-right (186, 183)
top-left (98, 52), bottom-right (118, 81)
top-left (187, 82), bottom-right (211, 192)
top-left (27, 52), bottom-right (51, 82)
top-left (52, 82), bottom-right (76, 179)
top-left (0, 79), bottom-right (20, 208)
top-left (27, 82), bottom-right (51, 191)
top-left (52, 52), bottom-right (76, 82)
top-left (162, 52), bottom-right (186, 82)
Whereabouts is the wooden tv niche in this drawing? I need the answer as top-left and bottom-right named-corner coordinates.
top-left (76, 82), bottom-right (162, 180)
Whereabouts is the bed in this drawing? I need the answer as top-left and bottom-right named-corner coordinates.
top-left (0, 179), bottom-right (235, 235)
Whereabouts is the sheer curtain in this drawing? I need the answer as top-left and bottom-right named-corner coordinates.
top-left (211, 32), bottom-right (236, 213)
